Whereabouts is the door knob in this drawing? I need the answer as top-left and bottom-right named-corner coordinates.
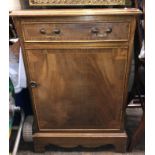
top-left (30, 81), bottom-right (38, 88)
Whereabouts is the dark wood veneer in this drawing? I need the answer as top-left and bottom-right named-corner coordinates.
top-left (10, 9), bottom-right (141, 153)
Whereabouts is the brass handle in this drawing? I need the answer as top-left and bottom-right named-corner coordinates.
top-left (97, 33), bottom-right (107, 38)
top-left (40, 28), bottom-right (46, 34)
top-left (91, 27), bottom-right (112, 37)
top-left (91, 27), bottom-right (99, 34)
top-left (53, 28), bottom-right (61, 34)
top-left (30, 81), bottom-right (38, 88)
top-left (106, 27), bottom-right (112, 33)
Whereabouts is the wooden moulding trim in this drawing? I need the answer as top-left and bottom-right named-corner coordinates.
top-left (25, 44), bottom-right (128, 50)
top-left (33, 132), bottom-right (127, 138)
top-left (24, 40), bottom-right (129, 43)
top-left (24, 42), bottom-right (129, 50)
top-left (39, 129), bottom-right (121, 132)
top-left (9, 9), bottom-right (142, 17)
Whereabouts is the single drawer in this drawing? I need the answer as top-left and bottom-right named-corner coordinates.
top-left (22, 22), bottom-right (130, 42)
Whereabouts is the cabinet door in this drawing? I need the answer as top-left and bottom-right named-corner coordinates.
top-left (26, 48), bottom-right (128, 131)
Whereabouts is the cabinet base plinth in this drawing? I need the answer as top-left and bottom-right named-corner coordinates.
top-left (33, 132), bottom-right (127, 153)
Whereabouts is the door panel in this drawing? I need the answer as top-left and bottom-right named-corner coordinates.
top-left (26, 48), bottom-right (127, 130)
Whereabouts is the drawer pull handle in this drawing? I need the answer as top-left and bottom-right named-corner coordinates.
top-left (30, 81), bottom-right (38, 88)
top-left (91, 27), bottom-right (112, 37)
top-left (53, 28), bottom-right (61, 34)
top-left (91, 27), bottom-right (99, 34)
top-left (106, 27), bottom-right (112, 33)
top-left (40, 28), bottom-right (46, 34)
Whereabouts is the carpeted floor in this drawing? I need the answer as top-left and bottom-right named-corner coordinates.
top-left (14, 108), bottom-right (144, 155)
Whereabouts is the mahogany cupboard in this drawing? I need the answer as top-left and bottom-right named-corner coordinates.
top-left (10, 9), bottom-right (141, 153)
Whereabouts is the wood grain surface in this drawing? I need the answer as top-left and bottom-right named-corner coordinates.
top-left (26, 48), bottom-right (127, 130)
top-left (11, 9), bottom-right (140, 153)
top-left (22, 22), bottom-right (129, 42)
top-left (10, 9), bottom-right (141, 17)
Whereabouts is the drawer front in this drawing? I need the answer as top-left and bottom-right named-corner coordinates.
top-left (22, 22), bottom-right (130, 42)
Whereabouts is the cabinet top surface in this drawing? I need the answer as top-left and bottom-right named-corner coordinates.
top-left (10, 8), bottom-right (142, 17)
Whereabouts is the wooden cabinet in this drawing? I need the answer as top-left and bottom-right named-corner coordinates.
top-left (10, 9), bottom-right (141, 153)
